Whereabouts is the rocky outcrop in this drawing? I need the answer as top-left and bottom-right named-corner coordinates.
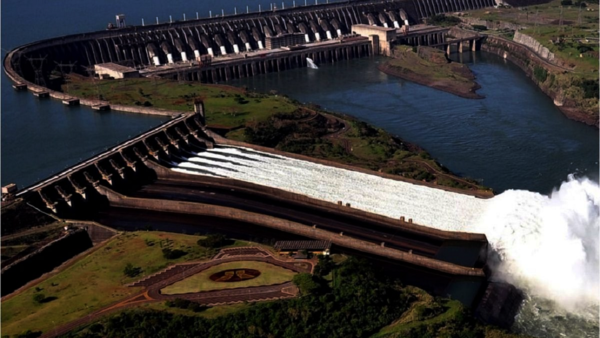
top-left (475, 281), bottom-right (524, 328)
top-left (513, 31), bottom-right (555, 62)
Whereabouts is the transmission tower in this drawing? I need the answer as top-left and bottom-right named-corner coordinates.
top-left (54, 61), bottom-right (77, 93)
top-left (558, 6), bottom-right (564, 32)
top-left (82, 65), bottom-right (103, 101)
top-left (26, 56), bottom-right (47, 87)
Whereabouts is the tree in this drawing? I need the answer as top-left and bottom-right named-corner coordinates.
top-left (162, 248), bottom-right (187, 259)
top-left (293, 273), bottom-right (321, 295)
top-left (33, 293), bottom-right (45, 304)
top-left (197, 233), bottom-right (228, 248)
top-left (123, 263), bottom-right (142, 278)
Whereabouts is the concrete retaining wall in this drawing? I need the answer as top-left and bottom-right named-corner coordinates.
top-left (1, 229), bottom-right (93, 296)
top-left (145, 159), bottom-right (487, 243)
top-left (97, 185), bottom-right (484, 278)
top-left (513, 31), bottom-right (555, 62)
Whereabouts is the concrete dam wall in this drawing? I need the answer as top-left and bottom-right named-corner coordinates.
top-left (5, 0), bottom-right (495, 86)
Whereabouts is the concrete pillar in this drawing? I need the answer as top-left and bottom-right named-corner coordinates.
top-left (207, 48), bottom-right (214, 57)
top-left (305, 34), bottom-right (310, 43)
top-left (315, 32), bottom-right (321, 41)
top-left (153, 56), bottom-right (161, 66)
top-left (194, 50), bottom-right (200, 60)
top-left (245, 42), bottom-right (252, 51)
top-left (446, 44), bottom-right (450, 55)
top-left (167, 53), bottom-right (174, 64)
top-left (458, 41), bottom-right (463, 53)
top-left (258, 41), bottom-right (264, 49)
top-left (393, 21), bottom-right (400, 28)
top-left (181, 52), bottom-right (188, 62)
top-left (326, 31), bottom-right (333, 40)
top-left (220, 46), bottom-right (227, 55)
top-left (336, 29), bottom-right (342, 37)
top-left (233, 44), bottom-right (240, 54)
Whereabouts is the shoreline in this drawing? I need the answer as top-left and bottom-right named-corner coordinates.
top-left (482, 36), bottom-right (599, 128)
top-left (378, 46), bottom-right (484, 100)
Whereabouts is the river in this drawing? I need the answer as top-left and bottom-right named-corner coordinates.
top-left (1, 1), bottom-right (599, 337)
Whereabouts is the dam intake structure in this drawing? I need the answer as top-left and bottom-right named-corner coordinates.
top-left (4, 0), bottom-right (496, 91)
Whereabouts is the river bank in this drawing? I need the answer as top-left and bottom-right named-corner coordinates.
top-left (482, 35), bottom-right (599, 128)
top-left (378, 45), bottom-right (483, 100)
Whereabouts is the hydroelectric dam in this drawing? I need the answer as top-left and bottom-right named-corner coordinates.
top-left (4, 107), bottom-right (522, 328)
top-left (4, 0), bottom-right (494, 91)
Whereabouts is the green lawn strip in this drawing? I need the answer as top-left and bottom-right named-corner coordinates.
top-left (0, 231), bottom-right (212, 336)
top-left (65, 76), bottom-right (296, 128)
top-left (161, 261), bottom-right (297, 295)
top-left (374, 298), bottom-right (463, 337)
top-left (138, 302), bottom-right (250, 319)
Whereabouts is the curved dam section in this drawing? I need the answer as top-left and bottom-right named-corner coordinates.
top-left (4, 0), bottom-right (495, 89)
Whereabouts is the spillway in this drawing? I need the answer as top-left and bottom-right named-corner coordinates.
top-left (174, 145), bottom-right (600, 320)
top-left (173, 145), bottom-right (488, 231)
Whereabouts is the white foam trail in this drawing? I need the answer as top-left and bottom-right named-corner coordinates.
top-left (306, 57), bottom-right (319, 69)
top-left (175, 147), bottom-right (600, 314)
top-left (472, 176), bottom-right (600, 312)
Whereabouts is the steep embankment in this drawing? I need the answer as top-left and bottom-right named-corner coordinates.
top-left (379, 45), bottom-right (483, 99)
top-left (483, 36), bottom-right (599, 128)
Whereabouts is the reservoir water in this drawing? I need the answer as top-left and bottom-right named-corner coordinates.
top-left (1, 1), bottom-right (599, 337)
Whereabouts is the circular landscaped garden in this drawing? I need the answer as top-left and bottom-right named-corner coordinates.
top-left (161, 261), bottom-right (296, 294)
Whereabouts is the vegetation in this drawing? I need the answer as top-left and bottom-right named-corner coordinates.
top-left (122, 263), bottom-right (142, 278)
top-left (381, 45), bottom-right (483, 100)
top-left (533, 65), bottom-right (548, 82)
top-left (467, 0), bottom-right (599, 122)
top-left (292, 273), bottom-right (322, 295)
top-left (427, 14), bottom-right (462, 26)
top-left (164, 298), bottom-right (208, 313)
top-left (0, 231), bottom-right (244, 336)
top-left (62, 258), bottom-right (528, 338)
top-left (197, 233), bottom-right (229, 248)
top-left (160, 261), bottom-right (297, 294)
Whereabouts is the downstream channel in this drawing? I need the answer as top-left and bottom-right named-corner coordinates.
top-left (230, 52), bottom-right (599, 194)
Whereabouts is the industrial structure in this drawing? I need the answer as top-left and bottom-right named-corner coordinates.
top-left (4, 0), bottom-right (492, 87)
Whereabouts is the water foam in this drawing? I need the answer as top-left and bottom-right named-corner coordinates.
top-left (174, 147), bottom-right (600, 315)
top-left (471, 176), bottom-right (600, 312)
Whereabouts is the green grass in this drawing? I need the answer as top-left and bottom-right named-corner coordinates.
top-left (373, 287), bottom-right (463, 337)
top-left (0, 231), bottom-right (215, 336)
top-left (65, 77), bottom-right (297, 128)
top-left (467, 0), bottom-right (599, 76)
top-left (161, 261), bottom-right (297, 294)
top-left (139, 302), bottom-right (250, 319)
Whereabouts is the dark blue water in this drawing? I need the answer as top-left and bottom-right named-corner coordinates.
top-left (2, 0), bottom-right (598, 194)
top-left (1, 0), bottom-right (334, 188)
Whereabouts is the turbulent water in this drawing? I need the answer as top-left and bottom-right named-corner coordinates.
top-left (306, 57), bottom-right (319, 69)
top-left (174, 146), bottom-right (600, 337)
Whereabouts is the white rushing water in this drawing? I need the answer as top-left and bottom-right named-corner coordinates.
top-left (306, 57), bottom-right (319, 69)
top-left (173, 146), bottom-right (600, 336)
